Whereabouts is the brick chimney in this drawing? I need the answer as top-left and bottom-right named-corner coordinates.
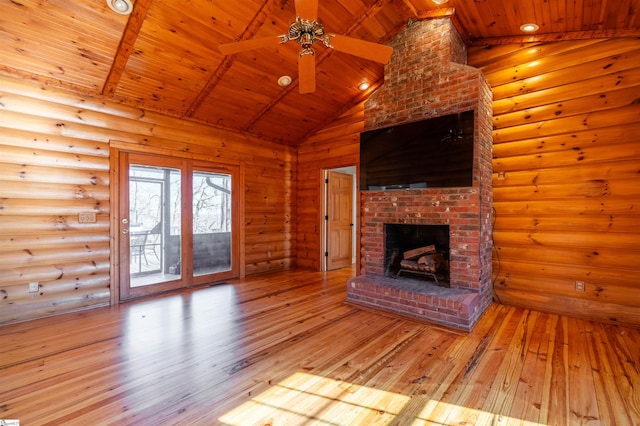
top-left (347, 17), bottom-right (494, 331)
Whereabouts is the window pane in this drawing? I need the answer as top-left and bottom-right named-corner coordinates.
top-left (192, 171), bottom-right (232, 276)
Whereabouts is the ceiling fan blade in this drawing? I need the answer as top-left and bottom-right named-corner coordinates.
top-left (329, 34), bottom-right (393, 64)
top-left (295, 0), bottom-right (318, 20)
top-left (298, 53), bottom-right (316, 94)
top-left (218, 35), bottom-right (283, 55)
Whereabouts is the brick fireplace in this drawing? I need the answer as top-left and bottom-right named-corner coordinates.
top-left (346, 17), bottom-right (494, 331)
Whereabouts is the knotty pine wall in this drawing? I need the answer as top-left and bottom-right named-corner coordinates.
top-left (298, 38), bottom-right (640, 327)
top-left (0, 75), bottom-right (295, 324)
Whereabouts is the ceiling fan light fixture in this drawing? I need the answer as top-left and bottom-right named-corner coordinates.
top-left (277, 75), bottom-right (292, 87)
top-left (218, 1), bottom-right (394, 94)
top-left (285, 17), bottom-right (329, 51)
top-left (107, 0), bottom-right (132, 14)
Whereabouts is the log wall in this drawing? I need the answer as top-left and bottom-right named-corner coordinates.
top-left (469, 38), bottom-right (640, 326)
top-left (0, 75), bottom-right (295, 324)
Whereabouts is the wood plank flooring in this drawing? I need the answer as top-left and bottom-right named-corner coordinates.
top-left (1, 267), bottom-right (638, 425)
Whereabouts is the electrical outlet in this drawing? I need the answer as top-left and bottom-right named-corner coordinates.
top-left (29, 281), bottom-right (39, 293)
top-left (575, 281), bottom-right (585, 292)
top-left (78, 212), bottom-right (97, 223)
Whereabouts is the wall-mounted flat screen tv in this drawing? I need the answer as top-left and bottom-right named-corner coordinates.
top-left (359, 110), bottom-right (475, 191)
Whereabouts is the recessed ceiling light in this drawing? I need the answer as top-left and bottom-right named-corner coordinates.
top-left (277, 75), bottom-right (292, 87)
top-left (358, 82), bottom-right (370, 91)
top-left (520, 23), bottom-right (539, 33)
top-left (107, 0), bottom-right (133, 15)
top-left (432, 0), bottom-right (449, 4)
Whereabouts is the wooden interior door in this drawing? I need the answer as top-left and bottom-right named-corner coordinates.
top-left (326, 171), bottom-right (353, 270)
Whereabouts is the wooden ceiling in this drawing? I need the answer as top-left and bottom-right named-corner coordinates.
top-left (1, 0), bottom-right (639, 145)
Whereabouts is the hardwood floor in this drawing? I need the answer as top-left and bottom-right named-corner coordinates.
top-left (1, 267), bottom-right (638, 425)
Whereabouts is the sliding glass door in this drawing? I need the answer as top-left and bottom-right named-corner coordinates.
top-left (119, 153), bottom-right (239, 300)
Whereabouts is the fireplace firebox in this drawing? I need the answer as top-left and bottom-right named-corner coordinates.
top-left (384, 224), bottom-right (450, 286)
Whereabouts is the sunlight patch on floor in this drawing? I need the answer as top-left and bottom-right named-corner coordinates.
top-left (219, 371), bottom-right (410, 425)
top-left (219, 372), bottom-right (547, 425)
top-left (415, 400), bottom-right (546, 425)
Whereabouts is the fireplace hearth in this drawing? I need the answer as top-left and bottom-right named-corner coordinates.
top-left (346, 16), bottom-right (494, 331)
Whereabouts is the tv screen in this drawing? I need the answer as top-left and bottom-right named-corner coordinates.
top-left (359, 110), bottom-right (475, 191)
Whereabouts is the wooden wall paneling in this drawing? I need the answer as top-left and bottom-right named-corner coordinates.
top-left (493, 212), bottom-right (639, 233)
top-left (491, 56), bottom-right (640, 103)
top-left (488, 265), bottom-right (638, 307)
top-left (493, 90), bottom-right (640, 130)
top-left (296, 102), bottom-right (363, 270)
top-left (492, 70), bottom-right (640, 116)
top-left (467, 42), bottom-right (545, 69)
top-left (0, 259), bottom-right (110, 286)
top-left (0, 199), bottom-right (108, 217)
top-left (0, 164), bottom-right (110, 188)
top-left (485, 39), bottom-right (638, 88)
top-left (496, 290), bottom-right (640, 327)
top-left (493, 241), bottom-right (639, 269)
top-left (493, 128), bottom-right (640, 166)
top-left (0, 92), bottom-right (112, 323)
top-left (0, 215), bottom-right (109, 234)
top-left (469, 38), bottom-right (640, 327)
top-left (242, 156), bottom-right (296, 273)
top-left (0, 240), bottom-right (111, 264)
top-left (0, 75), bottom-right (295, 324)
top-left (493, 106), bottom-right (640, 144)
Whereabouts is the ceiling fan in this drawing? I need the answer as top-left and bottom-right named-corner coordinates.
top-left (218, 0), bottom-right (393, 94)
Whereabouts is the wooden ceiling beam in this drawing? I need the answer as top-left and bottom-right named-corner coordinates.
top-left (415, 6), bottom-right (455, 19)
top-left (344, 0), bottom-right (388, 31)
top-left (184, 0), bottom-right (280, 118)
top-left (102, 0), bottom-right (153, 96)
top-left (400, 0), bottom-right (419, 18)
